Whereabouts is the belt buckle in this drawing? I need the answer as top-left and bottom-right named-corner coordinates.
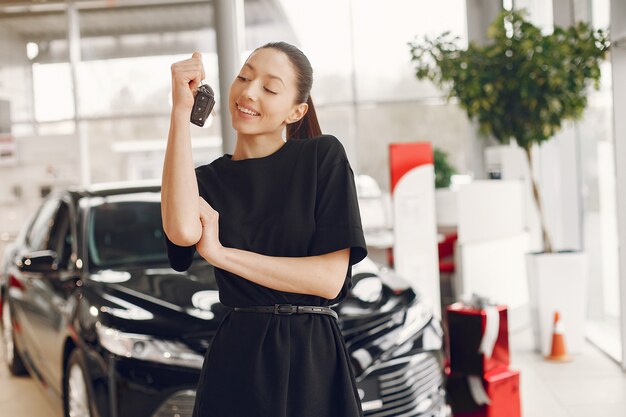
top-left (274, 303), bottom-right (295, 315)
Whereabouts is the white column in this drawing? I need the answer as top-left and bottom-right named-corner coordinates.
top-left (214, 0), bottom-right (245, 154)
top-left (550, 0), bottom-right (584, 252)
top-left (465, 0), bottom-right (502, 179)
top-left (466, 0), bottom-right (502, 45)
top-left (67, 1), bottom-right (90, 186)
top-left (552, 0), bottom-right (575, 27)
top-left (610, 0), bottom-right (626, 371)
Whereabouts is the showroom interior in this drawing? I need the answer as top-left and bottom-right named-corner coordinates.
top-left (1, 0), bottom-right (626, 416)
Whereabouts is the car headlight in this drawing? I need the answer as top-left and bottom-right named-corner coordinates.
top-left (96, 323), bottom-right (204, 369)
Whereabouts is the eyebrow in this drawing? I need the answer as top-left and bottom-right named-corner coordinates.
top-left (244, 63), bottom-right (285, 86)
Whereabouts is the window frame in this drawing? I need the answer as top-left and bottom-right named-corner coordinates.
top-left (25, 197), bottom-right (61, 252)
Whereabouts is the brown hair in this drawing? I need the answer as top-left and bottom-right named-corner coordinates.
top-left (255, 41), bottom-right (322, 139)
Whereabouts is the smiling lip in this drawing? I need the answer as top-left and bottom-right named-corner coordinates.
top-left (236, 102), bottom-right (260, 116)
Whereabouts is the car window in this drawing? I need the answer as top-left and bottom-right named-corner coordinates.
top-left (26, 198), bottom-right (61, 251)
top-left (48, 202), bottom-right (73, 269)
top-left (88, 200), bottom-right (190, 270)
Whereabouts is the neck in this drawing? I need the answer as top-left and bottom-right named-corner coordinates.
top-left (231, 130), bottom-right (286, 160)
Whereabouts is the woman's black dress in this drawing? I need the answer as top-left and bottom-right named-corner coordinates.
top-left (165, 134), bottom-right (368, 417)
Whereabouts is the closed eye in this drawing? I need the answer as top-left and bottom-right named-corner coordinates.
top-left (236, 75), bottom-right (248, 81)
top-left (264, 87), bottom-right (277, 94)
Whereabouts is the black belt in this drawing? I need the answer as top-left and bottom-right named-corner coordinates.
top-left (232, 303), bottom-right (338, 320)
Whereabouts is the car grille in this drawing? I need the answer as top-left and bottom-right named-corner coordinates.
top-left (152, 390), bottom-right (196, 417)
top-left (360, 352), bottom-right (446, 417)
top-left (342, 309), bottom-right (405, 351)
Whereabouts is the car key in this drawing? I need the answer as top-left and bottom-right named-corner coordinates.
top-left (190, 84), bottom-right (216, 127)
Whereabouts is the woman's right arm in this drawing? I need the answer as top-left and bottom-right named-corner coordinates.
top-left (161, 52), bottom-right (206, 246)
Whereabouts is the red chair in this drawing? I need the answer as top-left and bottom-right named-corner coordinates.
top-left (438, 231), bottom-right (458, 273)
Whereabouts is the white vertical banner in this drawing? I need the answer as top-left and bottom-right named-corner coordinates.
top-left (390, 143), bottom-right (441, 318)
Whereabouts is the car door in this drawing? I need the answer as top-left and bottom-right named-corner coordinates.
top-left (15, 196), bottom-right (80, 394)
top-left (10, 197), bottom-right (61, 379)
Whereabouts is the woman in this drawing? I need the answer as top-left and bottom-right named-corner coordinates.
top-left (161, 41), bottom-right (368, 417)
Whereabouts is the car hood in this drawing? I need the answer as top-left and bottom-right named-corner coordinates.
top-left (85, 260), bottom-right (415, 322)
top-left (82, 264), bottom-right (227, 335)
top-left (81, 262), bottom-right (438, 366)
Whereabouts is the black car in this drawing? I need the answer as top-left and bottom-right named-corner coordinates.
top-left (0, 182), bottom-right (448, 417)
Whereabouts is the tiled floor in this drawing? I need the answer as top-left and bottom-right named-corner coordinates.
top-left (0, 362), bottom-right (60, 417)
top-left (510, 327), bottom-right (626, 417)
top-left (1, 327), bottom-right (625, 417)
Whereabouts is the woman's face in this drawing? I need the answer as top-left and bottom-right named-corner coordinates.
top-left (228, 48), bottom-right (307, 137)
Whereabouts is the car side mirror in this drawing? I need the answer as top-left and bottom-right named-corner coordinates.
top-left (18, 250), bottom-right (58, 273)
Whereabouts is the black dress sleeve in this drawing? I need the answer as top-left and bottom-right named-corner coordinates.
top-left (308, 136), bottom-right (368, 266)
top-left (164, 232), bottom-right (196, 272)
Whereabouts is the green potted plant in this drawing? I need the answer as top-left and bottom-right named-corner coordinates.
top-left (432, 147), bottom-right (459, 236)
top-left (433, 147), bottom-right (457, 189)
top-left (408, 9), bottom-right (610, 355)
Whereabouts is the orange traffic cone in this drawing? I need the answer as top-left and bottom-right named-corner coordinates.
top-left (546, 311), bottom-right (571, 362)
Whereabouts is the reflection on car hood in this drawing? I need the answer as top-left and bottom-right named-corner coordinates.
top-left (87, 265), bottom-right (225, 322)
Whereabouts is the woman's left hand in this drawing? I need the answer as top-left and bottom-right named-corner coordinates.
top-left (196, 197), bottom-right (225, 265)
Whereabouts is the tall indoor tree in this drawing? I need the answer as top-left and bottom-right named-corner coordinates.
top-left (408, 9), bottom-right (610, 253)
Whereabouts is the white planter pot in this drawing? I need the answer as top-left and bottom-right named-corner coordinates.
top-left (526, 251), bottom-right (588, 356)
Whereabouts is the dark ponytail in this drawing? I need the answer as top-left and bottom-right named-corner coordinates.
top-left (256, 41), bottom-right (322, 139)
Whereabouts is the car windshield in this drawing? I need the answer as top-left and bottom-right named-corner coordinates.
top-left (87, 198), bottom-right (201, 270)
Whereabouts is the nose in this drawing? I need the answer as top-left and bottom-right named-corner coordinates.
top-left (241, 80), bottom-right (261, 101)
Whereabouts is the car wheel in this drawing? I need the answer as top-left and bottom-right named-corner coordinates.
top-left (64, 349), bottom-right (93, 417)
top-left (1, 298), bottom-right (28, 376)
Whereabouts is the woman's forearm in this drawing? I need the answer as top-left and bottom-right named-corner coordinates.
top-left (161, 106), bottom-right (202, 246)
top-left (212, 247), bottom-right (350, 300)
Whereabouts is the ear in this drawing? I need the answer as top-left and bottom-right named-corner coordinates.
top-left (285, 102), bottom-right (308, 124)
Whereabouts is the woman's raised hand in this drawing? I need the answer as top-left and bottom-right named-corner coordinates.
top-left (195, 196), bottom-right (224, 265)
top-left (170, 51), bottom-right (206, 111)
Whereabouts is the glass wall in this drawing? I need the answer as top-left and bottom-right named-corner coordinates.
top-left (580, 0), bottom-right (622, 363)
top-left (31, 62), bottom-right (77, 137)
top-left (0, 8), bottom-right (69, 257)
top-left (278, 0), bottom-right (469, 188)
top-left (73, 51), bottom-right (222, 183)
top-left (28, 27), bottom-right (222, 183)
top-left (3, 0), bottom-right (473, 186)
